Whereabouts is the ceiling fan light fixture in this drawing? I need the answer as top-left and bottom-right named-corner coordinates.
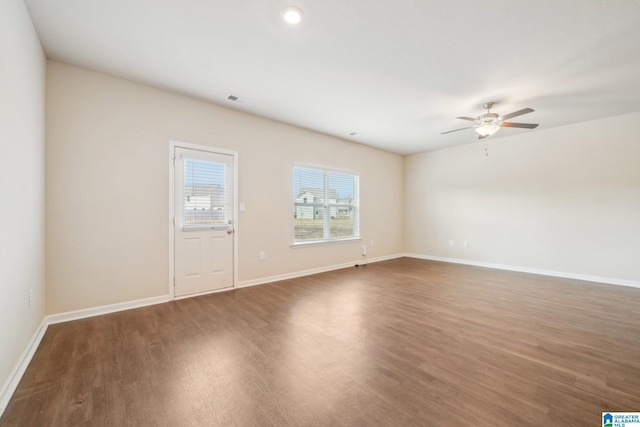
top-left (475, 123), bottom-right (500, 137)
top-left (441, 102), bottom-right (538, 139)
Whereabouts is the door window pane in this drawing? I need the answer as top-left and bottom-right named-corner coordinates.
top-left (183, 159), bottom-right (226, 225)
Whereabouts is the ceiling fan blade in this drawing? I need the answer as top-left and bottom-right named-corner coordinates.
top-left (441, 126), bottom-right (474, 135)
top-left (501, 108), bottom-right (534, 120)
top-left (501, 122), bottom-right (539, 129)
top-left (456, 116), bottom-right (478, 122)
top-left (478, 134), bottom-right (489, 140)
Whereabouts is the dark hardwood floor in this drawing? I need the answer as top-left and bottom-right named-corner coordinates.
top-left (2, 257), bottom-right (640, 426)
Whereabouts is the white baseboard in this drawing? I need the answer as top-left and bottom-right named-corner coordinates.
top-left (45, 295), bottom-right (171, 325)
top-left (0, 253), bottom-right (398, 419)
top-left (0, 294), bottom-right (171, 418)
top-left (2, 252), bottom-right (634, 419)
top-left (30, 254), bottom-right (407, 327)
top-left (0, 319), bottom-right (48, 416)
top-left (404, 253), bottom-right (640, 289)
top-left (238, 253), bottom-right (403, 288)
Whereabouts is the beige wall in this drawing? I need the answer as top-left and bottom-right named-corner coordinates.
top-left (32, 49), bottom-right (640, 319)
top-left (0, 0), bottom-right (46, 404)
top-left (404, 112), bottom-right (640, 282)
top-left (46, 61), bottom-right (404, 314)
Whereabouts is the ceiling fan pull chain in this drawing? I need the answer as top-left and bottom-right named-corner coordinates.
top-left (485, 142), bottom-right (489, 157)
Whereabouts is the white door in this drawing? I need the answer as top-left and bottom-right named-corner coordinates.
top-left (174, 146), bottom-right (234, 297)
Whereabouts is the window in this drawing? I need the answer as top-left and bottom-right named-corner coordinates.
top-left (293, 166), bottom-right (359, 244)
top-left (183, 158), bottom-right (226, 226)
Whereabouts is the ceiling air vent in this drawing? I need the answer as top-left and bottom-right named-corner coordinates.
top-left (226, 94), bottom-right (249, 105)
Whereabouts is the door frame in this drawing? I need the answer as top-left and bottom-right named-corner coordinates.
top-left (168, 140), bottom-right (239, 300)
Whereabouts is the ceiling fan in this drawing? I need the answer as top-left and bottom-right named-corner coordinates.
top-left (442, 102), bottom-right (539, 139)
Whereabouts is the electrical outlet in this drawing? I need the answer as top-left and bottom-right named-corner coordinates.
top-left (463, 241), bottom-right (468, 248)
top-left (362, 246), bottom-right (367, 255)
top-left (259, 251), bottom-right (266, 260)
top-left (370, 240), bottom-right (374, 246)
top-left (449, 240), bottom-right (454, 247)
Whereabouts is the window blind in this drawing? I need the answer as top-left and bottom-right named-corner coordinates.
top-left (183, 158), bottom-right (226, 226)
top-left (293, 166), bottom-right (359, 243)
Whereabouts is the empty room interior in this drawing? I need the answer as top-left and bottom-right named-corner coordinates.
top-left (2, 0), bottom-right (640, 425)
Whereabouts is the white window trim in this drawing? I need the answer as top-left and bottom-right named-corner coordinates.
top-left (291, 164), bottom-right (360, 246)
top-left (290, 237), bottom-right (362, 249)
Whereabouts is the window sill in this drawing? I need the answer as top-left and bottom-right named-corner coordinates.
top-left (291, 237), bottom-right (362, 248)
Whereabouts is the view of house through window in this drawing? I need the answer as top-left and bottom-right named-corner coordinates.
top-left (183, 158), bottom-right (226, 225)
top-left (293, 166), bottom-right (359, 243)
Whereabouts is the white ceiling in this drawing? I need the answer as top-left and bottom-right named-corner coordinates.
top-left (24, 0), bottom-right (640, 155)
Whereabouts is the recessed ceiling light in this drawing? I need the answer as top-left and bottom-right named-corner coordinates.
top-left (282, 7), bottom-right (303, 25)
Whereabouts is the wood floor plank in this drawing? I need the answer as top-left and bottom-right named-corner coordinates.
top-left (2, 257), bottom-right (640, 426)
